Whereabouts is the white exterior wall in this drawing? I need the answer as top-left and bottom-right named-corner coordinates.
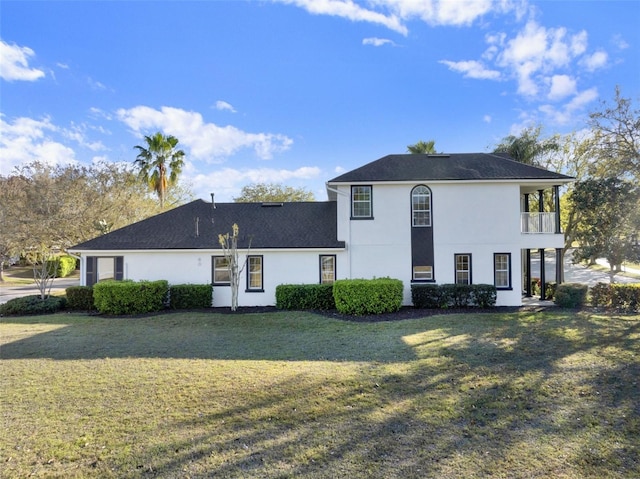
top-left (335, 181), bottom-right (528, 306)
top-left (77, 248), bottom-right (345, 307)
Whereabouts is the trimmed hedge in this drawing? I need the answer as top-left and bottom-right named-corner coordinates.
top-left (589, 282), bottom-right (640, 312)
top-left (93, 280), bottom-right (169, 315)
top-left (65, 286), bottom-right (95, 311)
top-left (0, 295), bottom-right (67, 316)
top-left (333, 278), bottom-right (403, 315)
top-left (275, 284), bottom-right (335, 310)
top-left (169, 284), bottom-right (212, 309)
top-left (46, 255), bottom-right (76, 278)
top-left (554, 283), bottom-right (588, 308)
top-left (412, 283), bottom-right (497, 309)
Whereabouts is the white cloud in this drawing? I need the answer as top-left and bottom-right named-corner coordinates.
top-left (277, 0), bottom-right (408, 35)
top-left (0, 39), bottom-right (46, 82)
top-left (612, 34), bottom-right (629, 50)
top-left (117, 105), bottom-right (293, 161)
top-left (215, 100), bottom-right (237, 112)
top-left (0, 115), bottom-right (76, 173)
top-left (439, 60), bottom-right (500, 80)
top-left (483, 115), bottom-right (492, 123)
top-left (547, 74), bottom-right (576, 101)
top-left (539, 87), bottom-right (598, 124)
top-left (189, 166), bottom-right (322, 201)
top-left (362, 37), bottom-right (395, 47)
top-left (581, 49), bottom-right (608, 71)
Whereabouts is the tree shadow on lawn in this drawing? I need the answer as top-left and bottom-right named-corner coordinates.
top-left (2, 310), bottom-right (639, 477)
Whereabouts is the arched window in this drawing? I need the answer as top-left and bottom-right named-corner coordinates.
top-left (411, 185), bottom-right (431, 227)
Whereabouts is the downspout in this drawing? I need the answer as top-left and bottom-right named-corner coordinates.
top-left (326, 185), bottom-right (351, 279)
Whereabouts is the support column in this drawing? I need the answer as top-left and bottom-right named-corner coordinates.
top-left (554, 185), bottom-right (561, 234)
top-left (539, 248), bottom-right (546, 300)
top-left (525, 249), bottom-right (532, 297)
top-left (556, 248), bottom-right (563, 284)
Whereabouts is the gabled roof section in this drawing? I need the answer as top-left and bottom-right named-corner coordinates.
top-left (70, 200), bottom-right (344, 251)
top-left (327, 153), bottom-right (574, 183)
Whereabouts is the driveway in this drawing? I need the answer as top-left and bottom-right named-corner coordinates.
top-left (0, 277), bottom-right (80, 304)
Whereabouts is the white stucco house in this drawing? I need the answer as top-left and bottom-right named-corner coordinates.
top-left (69, 153), bottom-right (573, 307)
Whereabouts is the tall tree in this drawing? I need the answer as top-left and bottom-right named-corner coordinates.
top-left (233, 183), bottom-right (315, 202)
top-left (134, 132), bottom-right (185, 208)
top-left (493, 125), bottom-right (560, 166)
top-left (570, 177), bottom-right (640, 282)
top-left (588, 86), bottom-right (640, 181)
top-left (407, 140), bottom-right (438, 154)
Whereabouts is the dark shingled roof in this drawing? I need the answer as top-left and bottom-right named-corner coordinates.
top-left (328, 153), bottom-right (574, 183)
top-left (70, 200), bottom-right (345, 251)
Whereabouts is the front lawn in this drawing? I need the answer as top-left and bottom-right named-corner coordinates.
top-left (1, 310), bottom-right (638, 478)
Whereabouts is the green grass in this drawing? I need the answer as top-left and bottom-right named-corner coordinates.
top-left (1, 310), bottom-right (639, 478)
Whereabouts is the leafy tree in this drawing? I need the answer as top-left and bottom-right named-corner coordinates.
top-left (233, 183), bottom-right (315, 202)
top-left (570, 177), bottom-right (640, 283)
top-left (588, 86), bottom-right (640, 181)
top-left (407, 140), bottom-right (438, 154)
top-left (493, 125), bottom-right (560, 166)
top-left (134, 132), bottom-right (185, 208)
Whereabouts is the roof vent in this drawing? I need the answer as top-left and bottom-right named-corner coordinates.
top-left (261, 202), bottom-right (284, 207)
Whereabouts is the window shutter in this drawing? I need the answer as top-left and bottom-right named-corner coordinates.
top-left (86, 256), bottom-right (96, 286)
top-left (115, 256), bottom-right (124, 280)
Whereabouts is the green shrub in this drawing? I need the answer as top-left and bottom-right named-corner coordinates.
top-left (590, 282), bottom-right (613, 307)
top-left (0, 295), bottom-right (67, 316)
top-left (544, 282), bottom-right (557, 301)
top-left (93, 280), bottom-right (169, 315)
top-left (333, 278), bottom-right (403, 315)
top-left (275, 284), bottom-right (335, 310)
top-left (610, 283), bottom-right (640, 313)
top-left (412, 283), bottom-right (497, 309)
top-left (169, 284), bottom-right (212, 309)
top-left (65, 286), bottom-right (95, 311)
top-left (473, 284), bottom-right (498, 308)
top-left (411, 284), bottom-right (442, 308)
top-left (46, 255), bottom-right (76, 278)
top-left (554, 283), bottom-right (588, 308)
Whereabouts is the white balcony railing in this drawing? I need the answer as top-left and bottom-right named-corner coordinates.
top-left (521, 212), bottom-right (556, 234)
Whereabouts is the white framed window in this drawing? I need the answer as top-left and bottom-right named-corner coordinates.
top-left (247, 256), bottom-right (263, 291)
top-left (212, 256), bottom-right (230, 285)
top-left (494, 253), bottom-right (511, 289)
top-left (351, 185), bottom-right (372, 218)
top-left (320, 255), bottom-right (336, 284)
top-left (455, 254), bottom-right (472, 285)
top-left (412, 185), bottom-right (432, 227)
top-left (413, 265), bottom-right (433, 281)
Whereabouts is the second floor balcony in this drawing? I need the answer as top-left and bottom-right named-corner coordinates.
top-left (521, 212), bottom-right (558, 234)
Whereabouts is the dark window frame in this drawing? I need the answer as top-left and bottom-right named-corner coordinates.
top-left (351, 185), bottom-right (373, 219)
top-left (212, 256), bottom-right (231, 286)
top-left (246, 255), bottom-right (264, 292)
top-left (319, 254), bottom-right (337, 284)
top-left (494, 253), bottom-right (512, 290)
top-left (454, 253), bottom-right (472, 285)
top-left (411, 185), bottom-right (432, 227)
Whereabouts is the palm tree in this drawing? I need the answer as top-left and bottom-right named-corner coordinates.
top-left (133, 132), bottom-right (185, 208)
top-left (493, 126), bottom-right (559, 167)
top-left (407, 140), bottom-right (438, 154)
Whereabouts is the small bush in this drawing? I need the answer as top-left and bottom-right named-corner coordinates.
top-left (412, 283), bottom-right (496, 309)
top-left (169, 284), bottom-right (212, 309)
top-left (0, 295), bottom-right (67, 316)
top-left (93, 280), bottom-right (169, 315)
top-left (66, 286), bottom-right (95, 311)
top-left (610, 283), bottom-right (640, 313)
top-left (411, 284), bottom-right (442, 309)
top-left (46, 255), bottom-right (77, 278)
top-left (590, 282), bottom-right (613, 307)
top-left (276, 284), bottom-right (335, 310)
top-left (554, 283), bottom-right (588, 308)
top-left (333, 278), bottom-right (403, 315)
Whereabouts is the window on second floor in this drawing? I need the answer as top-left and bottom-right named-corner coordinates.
top-left (412, 185), bottom-right (432, 227)
top-left (351, 185), bottom-right (372, 219)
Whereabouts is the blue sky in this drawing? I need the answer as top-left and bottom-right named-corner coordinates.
top-left (2, 0), bottom-right (638, 201)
